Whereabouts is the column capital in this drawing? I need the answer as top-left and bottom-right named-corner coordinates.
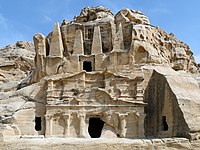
top-left (117, 113), bottom-right (128, 117)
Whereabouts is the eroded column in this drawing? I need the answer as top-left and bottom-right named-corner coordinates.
top-left (136, 113), bottom-right (145, 137)
top-left (63, 113), bottom-right (71, 137)
top-left (47, 80), bottom-right (54, 104)
top-left (45, 115), bottom-right (53, 137)
top-left (119, 113), bottom-right (128, 138)
top-left (78, 113), bottom-right (89, 138)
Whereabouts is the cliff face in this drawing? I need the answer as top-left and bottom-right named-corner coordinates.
top-left (0, 6), bottom-right (200, 145)
top-left (0, 41), bottom-right (34, 83)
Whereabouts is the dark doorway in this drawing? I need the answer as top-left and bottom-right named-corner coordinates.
top-left (83, 61), bottom-right (92, 72)
top-left (161, 116), bottom-right (168, 131)
top-left (35, 117), bottom-right (42, 131)
top-left (88, 118), bottom-right (104, 138)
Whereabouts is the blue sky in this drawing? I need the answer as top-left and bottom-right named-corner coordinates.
top-left (0, 0), bottom-right (200, 63)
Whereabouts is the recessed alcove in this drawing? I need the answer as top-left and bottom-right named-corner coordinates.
top-left (88, 118), bottom-right (105, 138)
top-left (35, 117), bottom-right (42, 131)
top-left (161, 116), bottom-right (168, 131)
top-left (83, 61), bottom-right (92, 72)
top-left (79, 55), bottom-right (95, 72)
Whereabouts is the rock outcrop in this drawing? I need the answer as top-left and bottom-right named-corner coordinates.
top-left (0, 41), bottom-right (34, 83)
top-left (73, 6), bottom-right (114, 23)
top-left (0, 6), bottom-right (200, 149)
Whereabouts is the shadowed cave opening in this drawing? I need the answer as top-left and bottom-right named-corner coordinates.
top-left (88, 118), bottom-right (105, 138)
top-left (161, 116), bottom-right (168, 131)
top-left (83, 61), bottom-right (92, 72)
top-left (35, 117), bottom-right (41, 131)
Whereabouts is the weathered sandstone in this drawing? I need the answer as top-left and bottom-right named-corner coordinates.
top-left (0, 6), bottom-right (200, 149)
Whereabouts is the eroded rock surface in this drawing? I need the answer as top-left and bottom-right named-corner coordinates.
top-left (0, 6), bottom-right (200, 148)
top-left (0, 41), bottom-right (34, 83)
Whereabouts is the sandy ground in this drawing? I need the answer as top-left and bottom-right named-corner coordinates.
top-left (1, 137), bottom-right (199, 150)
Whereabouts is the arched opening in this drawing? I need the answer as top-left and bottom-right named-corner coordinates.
top-left (35, 117), bottom-right (42, 131)
top-left (83, 61), bottom-right (92, 72)
top-left (88, 118), bottom-right (104, 138)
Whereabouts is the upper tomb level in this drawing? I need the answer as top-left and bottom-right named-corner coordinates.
top-left (31, 6), bottom-right (198, 82)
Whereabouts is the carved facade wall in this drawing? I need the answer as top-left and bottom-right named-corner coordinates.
top-left (43, 71), bottom-right (145, 138)
top-left (3, 6), bottom-right (198, 141)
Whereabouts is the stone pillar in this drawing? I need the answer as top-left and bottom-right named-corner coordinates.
top-left (45, 22), bottom-right (64, 75)
top-left (45, 115), bottom-right (53, 137)
top-left (46, 22), bottom-right (64, 75)
top-left (91, 26), bottom-right (102, 54)
top-left (78, 113), bottom-right (89, 138)
top-left (73, 30), bottom-right (84, 55)
top-left (34, 33), bottom-right (46, 57)
top-left (109, 51), bottom-right (118, 69)
top-left (113, 23), bottom-right (124, 50)
top-left (91, 26), bottom-right (104, 71)
top-left (63, 113), bottom-right (71, 137)
top-left (109, 23), bottom-right (125, 68)
top-left (49, 22), bottom-right (64, 58)
top-left (48, 80), bottom-right (54, 91)
top-left (78, 114), bottom-right (85, 137)
top-left (47, 80), bottom-right (54, 104)
top-left (119, 113), bottom-right (128, 138)
top-left (110, 22), bottom-right (116, 48)
top-left (136, 113), bottom-right (145, 137)
top-left (32, 33), bottom-right (46, 82)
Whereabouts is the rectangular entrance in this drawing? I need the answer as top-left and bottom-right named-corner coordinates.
top-left (88, 117), bottom-right (104, 138)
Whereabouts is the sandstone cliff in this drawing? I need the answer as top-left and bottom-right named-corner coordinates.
top-left (0, 41), bottom-right (36, 139)
top-left (0, 41), bottom-right (34, 83)
top-left (0, 6), bottom-right (200, 150)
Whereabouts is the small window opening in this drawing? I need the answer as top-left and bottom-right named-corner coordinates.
top-left (88, 118), bottom-right (105, 138)
top-left (83, 61), bottom-right (92, 72)
top-left (161, 116), bottom-right (168, 131)
top-left (35, 117), bottom-right (42, 131)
